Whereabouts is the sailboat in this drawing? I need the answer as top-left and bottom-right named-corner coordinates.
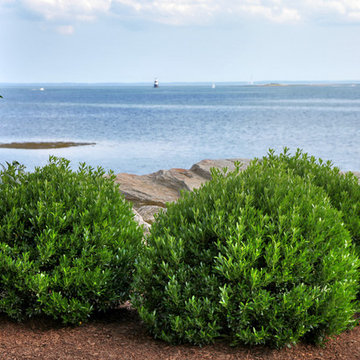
top-left (211, 83), bottom-right (216, 89)
top-left (154, 78), bottom-right (159, 88)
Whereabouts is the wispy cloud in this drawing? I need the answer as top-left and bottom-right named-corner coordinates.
top-left (20, 0), bottom-right (111, 21)
top-left (300, 0), bottom-right (360, 22)
top-left (4, 0), bottom-right (360, 32)
top-left (113, 0), bottom-right (220, 25)
top-left (229, 2), bottom-right (301, 23)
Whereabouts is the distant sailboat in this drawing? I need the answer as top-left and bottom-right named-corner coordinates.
top-left (211, 83), bottom-right (216, 89)
top-left (154, 78), bottom-right (159, 88)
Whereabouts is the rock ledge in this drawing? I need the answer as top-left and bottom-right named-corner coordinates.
top-left (114, 159), bottom-right (360, 232)
top-left (115, 158), bottom-right (251, 231)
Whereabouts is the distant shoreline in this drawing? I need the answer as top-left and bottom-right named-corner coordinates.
top-left (0, 142), bottom-right (96, 150)
top-left (1, 81), bottom-right (360, 87)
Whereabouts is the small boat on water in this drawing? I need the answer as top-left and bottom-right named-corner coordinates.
top-left (39, 88), bottom-right (45, 91)
top-left (211, 83), bottom-right (216, 89)
top-left (154, 78), bottom-right (159, 88)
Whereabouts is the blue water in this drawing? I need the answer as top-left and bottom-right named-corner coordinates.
top-left (0, 85), bottom-right (359, 174)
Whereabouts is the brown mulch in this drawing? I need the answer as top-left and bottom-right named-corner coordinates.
top-left (0, 304), bottom-right (359, 360)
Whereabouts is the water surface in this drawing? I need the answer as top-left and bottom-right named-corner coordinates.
top-left (0, 85), bottom-right (359, 174)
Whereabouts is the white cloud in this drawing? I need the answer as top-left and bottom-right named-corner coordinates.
top-left (112, 0), bottom-right (300, 25)
top-left (114, 0), bottom-right (219, 25)
top-left (20, 0), bottom-right (111, 21)
top-left (232, 2), bottom-right (301, 23)
top-left (111, 0), bottom-right (360, 25)
top-left (302, 0), bottom-right (360, 22)
top-left (4, 0), bottom-right (360, 28)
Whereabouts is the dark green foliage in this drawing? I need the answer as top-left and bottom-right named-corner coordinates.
top-left (132, 154), bottom-right (359, 348)
top-left (258, 148), bottom-right (360, 251)
top-left (0, 157), bottom-right (143, 324)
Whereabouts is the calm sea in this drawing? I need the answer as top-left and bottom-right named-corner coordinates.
top-left (0, 84), bottom-right (359, 174)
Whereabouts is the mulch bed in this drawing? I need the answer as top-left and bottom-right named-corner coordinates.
top-left (0, 304), bottom-right (359, 360)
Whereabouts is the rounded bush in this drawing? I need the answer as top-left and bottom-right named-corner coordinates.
top-left (0, 157), bottom-right (143, 324)
top-left (132, 159), bottom-right (359, 348)
top-left (259, 148), bottom-right (360, 251)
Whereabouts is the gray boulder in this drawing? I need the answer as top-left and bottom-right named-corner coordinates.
top-left (351, 171), bottom-right (360, 183)
top-left (115, 158), bottom-right (251, 209)
top-left (119, 158), bottom-right (359, 231)
top-left (115, 158), bottom-right (252, 230)
top-left (190, 158), bottom-right (251, 180)
top-left (137, 205), bottom-right (166, 225)
top-left (132, 208), bottom-right (151, 236)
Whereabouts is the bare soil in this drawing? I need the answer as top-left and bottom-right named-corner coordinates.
top-left (0, 304), bottom-right (359, 360)
top-left (0, 142), bottom-right (96, 149)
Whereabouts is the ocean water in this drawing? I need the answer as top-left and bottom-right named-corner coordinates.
top-left (0, 84), bottom-right (359, 174)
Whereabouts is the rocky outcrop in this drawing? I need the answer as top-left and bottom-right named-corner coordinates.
top-left (132, 208), bottom-right (151, 235)
top-left (115, 158), bottom-right (251, 230)
top-left (190, 158), bottom-right (251, 180)
top-left (115, 158), bottom-right (251, 209)
top-left (352, 171), bottom-right (360, 182)
top-left (116, 159), bottom-right (360, 232)
top-left (114, 172), bottom-right (179, 208)
top-left (137, 205), bottom-right (166, 225)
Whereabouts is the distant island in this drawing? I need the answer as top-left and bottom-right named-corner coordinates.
top-left (0, 142), bottom-right (96, 149)
top-left (262, 83), bottom-right (284, 87)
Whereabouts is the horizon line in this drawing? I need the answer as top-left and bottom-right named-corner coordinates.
top-left (1, 80), bottom-right (360, 86)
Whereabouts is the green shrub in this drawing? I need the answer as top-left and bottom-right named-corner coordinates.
top-left (132, 159), bottom-right (359, 348)
top-left (257, 148), bottom-right (360, 251)
top-left (0, 157), bottom-right (143, 324)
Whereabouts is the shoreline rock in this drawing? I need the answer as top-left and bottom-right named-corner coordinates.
top-left (115, 158), bottom-right (251, 207)
top-left (115, 158), bottom-right (252, 230)
top-left (115, 159), bottom-right (360, 231)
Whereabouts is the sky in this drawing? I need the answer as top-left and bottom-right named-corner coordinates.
top-left (1, 0), bottom-right (360, 83)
